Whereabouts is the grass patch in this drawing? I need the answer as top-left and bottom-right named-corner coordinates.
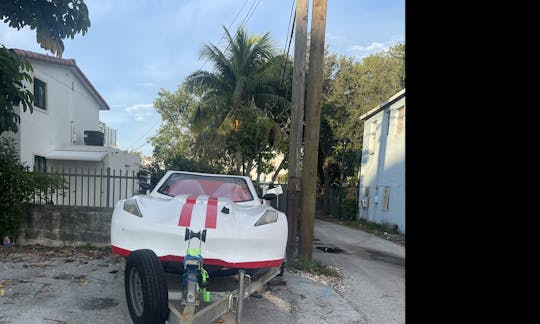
top-left (285, 258), bottom-right (341, 278)
top-left (344, 218), bottom-right (400, 235)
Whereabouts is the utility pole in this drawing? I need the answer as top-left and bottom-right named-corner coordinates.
top-left (299, 0), bottom-right (327, 261)
top-left (286, 0), bottom-right (308, 259)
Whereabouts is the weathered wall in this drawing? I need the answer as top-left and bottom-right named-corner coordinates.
top-left (17, 205), bottom-right (113, 247)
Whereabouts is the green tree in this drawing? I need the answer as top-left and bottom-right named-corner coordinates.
top-left (0, 0), bottom-right (91, 134)
top-left (185, 27), bottom-right (290, 175)
top-left (149, 83), bottom-right (227, 177)
top-left (0, 46), bottom-right (34, 133)
top-left (319, 42), bottom-right (405, 218)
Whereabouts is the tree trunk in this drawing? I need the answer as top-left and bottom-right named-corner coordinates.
top-left (235, 144), bottom-right (242, 175)
top-left (245, 159), bottom-right (254, 177)
top-left (271, 157), bottom-right (286, 183)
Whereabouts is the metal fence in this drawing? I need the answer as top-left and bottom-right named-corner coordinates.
top-left (34, 168), bottom-right (142, 208)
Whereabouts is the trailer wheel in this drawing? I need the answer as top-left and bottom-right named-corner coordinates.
top-left (125, 249), bottom-right (169, 324)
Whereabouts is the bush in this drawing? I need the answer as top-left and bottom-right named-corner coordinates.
top-left (0, 138), bottom-right (66, 240)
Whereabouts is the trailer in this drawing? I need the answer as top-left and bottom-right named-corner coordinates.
top-left (167, 267), bottom-right (281, 324)
top-left (123, 228), bottom-right (282, 324)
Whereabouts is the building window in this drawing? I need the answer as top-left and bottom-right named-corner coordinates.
top-left (369, 120), bottom-right (377, 155)
top-left (383, 186), bottom-right (390, 211)
top-left (34, 155), bottom-right (47, 173)
top-left (34, 78), bottom-right (47, 110)
top-left (395, 106), bottom-right (405, 135)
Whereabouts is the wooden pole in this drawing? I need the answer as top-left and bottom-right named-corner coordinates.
top-left (299, 0), bottom-right (328, 261)
top-left (286, 0), bottom-right (309, 259)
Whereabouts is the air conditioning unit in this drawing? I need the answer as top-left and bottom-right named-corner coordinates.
top-left (84, 130), bottom-right (104, 146)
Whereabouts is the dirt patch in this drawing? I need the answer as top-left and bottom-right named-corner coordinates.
top-left (0, 244), bottom-right (112, 263)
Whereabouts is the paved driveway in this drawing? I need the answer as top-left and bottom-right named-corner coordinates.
top-left (313, 219), bottom-right (405, 324)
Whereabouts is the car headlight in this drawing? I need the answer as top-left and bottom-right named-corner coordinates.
top-left (254, 210), bottom-right (278, 226)
top-left (123, 198), bottom-right (142, 217)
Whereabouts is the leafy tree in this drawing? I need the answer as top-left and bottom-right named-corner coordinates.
top-left (0, 0), bottom-right (91, 134)
top-left (318, 42), bottom-right (405, 218)
top-left (149, 84), bottom-right (228, 176)
top-left (0, 46), bottom-right (34, 133)
top-left (185, 27), bottom-right (290, 175)
top-left (0, 0), bottom-right (90, 56)
top-left (0, 138), bottom-right (66, 240)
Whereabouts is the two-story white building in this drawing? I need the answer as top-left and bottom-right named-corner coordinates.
top-left (358, 89), bottom-right (405, 234)
top-left (3, 49), bottom-right (141, 206)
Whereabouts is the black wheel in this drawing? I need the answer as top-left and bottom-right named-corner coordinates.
top-left (125, 249), bottom-right (169, 324)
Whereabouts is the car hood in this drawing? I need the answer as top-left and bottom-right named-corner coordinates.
top-left (131, 194), bottom-right (269, 230)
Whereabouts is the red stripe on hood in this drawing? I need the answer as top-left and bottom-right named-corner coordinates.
top-left (178, 196), bottom-right (197, 227)
top-left (205, 197), bottom-right (218, 229)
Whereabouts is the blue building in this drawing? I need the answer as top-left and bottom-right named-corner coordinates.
top-left (358, 89), bottom-right (405, 233)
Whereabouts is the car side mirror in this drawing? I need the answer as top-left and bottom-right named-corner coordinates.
top-left (139, 182), bottom-right (152, 191)
top-left (263, 193), bottom-right (277, 201)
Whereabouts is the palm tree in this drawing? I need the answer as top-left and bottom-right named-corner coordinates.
top-left (185, 27), bottom-right (290, 175)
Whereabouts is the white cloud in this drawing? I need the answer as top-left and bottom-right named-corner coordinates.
top-left (126, 104), bottom-right (156, 121)
top-left (348, 41), bottom-right (389, 58)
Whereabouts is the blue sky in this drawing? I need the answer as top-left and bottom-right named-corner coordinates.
top-left (0, 0), bottom-right (404, 157)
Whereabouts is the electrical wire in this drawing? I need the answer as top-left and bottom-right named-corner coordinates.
top-left (280, 0), bottom-right (296, 86)
top-left (199, 0), bottom-right (251, 71)
top-left (127, 118), bottom-right (161, 151)
top-left (201, 0), bottom-right (262, 72)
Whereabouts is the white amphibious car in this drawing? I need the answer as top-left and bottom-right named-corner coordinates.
top-left (111, 170), bottom-right (288, 272)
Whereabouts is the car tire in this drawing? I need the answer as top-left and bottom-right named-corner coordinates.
top-left (125, 249), bottom-right (169, 324)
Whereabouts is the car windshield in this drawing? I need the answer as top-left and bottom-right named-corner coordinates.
top-left (157, 173), bottom-right (253, 202)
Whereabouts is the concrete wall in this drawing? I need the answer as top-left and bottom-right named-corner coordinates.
top-left (17, 205), bottom-right (113, 247)
top-left (358, 90), bottom-right (405, 233)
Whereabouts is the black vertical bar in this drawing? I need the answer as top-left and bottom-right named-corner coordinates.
top-left (100, 168), bottom-right (103, 207)
top-left (112, 169), bottom-right (116, 207)
top-left (119, 169), bottom-right (122, 202)
top-left (132, 170), bottom-right (136, 197)
top-left (86, 169), bottom-right (89, 206)
top-left (49, 167), bottom-right (53, 203)
top-left (68, 168), bottom-right (71, 205)
top-left (80, 168), bottom-right (84, 206)
top-left (106, 168), bottom-right (111, 207)
top-left (62, 168), bottom-right (65, 205)
top-left (125, 169), bottom-right (128, 199)
top-left (55, 168), bottom-right (59, 205)
top-left (93, 169), bottom-right (97, 207)
top-left (74, 168), bottom-right (77, 206)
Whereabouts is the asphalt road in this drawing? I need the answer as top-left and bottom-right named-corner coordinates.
top-left (313, 219), bottom-right (405, 324)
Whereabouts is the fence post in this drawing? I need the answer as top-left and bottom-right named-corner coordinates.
top-left (106, 167), bottom-right (111, 207)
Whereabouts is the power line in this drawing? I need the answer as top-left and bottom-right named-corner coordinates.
top-left (199, 0), bottom-right (251, 71)
top-left (235, 0), bottom-right (261, 35)
top-left (127, 118), bottom-right (161, 151)
top-left (220, 0), bottom-right (262, 60)
top-left (281, 0), bottom-right (297, 86)
top-left (201, 0), bottom-right (263, 72)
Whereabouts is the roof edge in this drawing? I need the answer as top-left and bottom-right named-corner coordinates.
top-left (12, 48), bottom-right (110, 110)
top-left (359, 88), bottom-right (405, 121)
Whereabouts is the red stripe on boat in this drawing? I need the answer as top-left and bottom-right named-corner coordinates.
top-left (205, 197), bottom-right (218, 229)
top-left (178, 196), bottom-right (197, 227)
top-left (111, 245), bottom-right (283, 269)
